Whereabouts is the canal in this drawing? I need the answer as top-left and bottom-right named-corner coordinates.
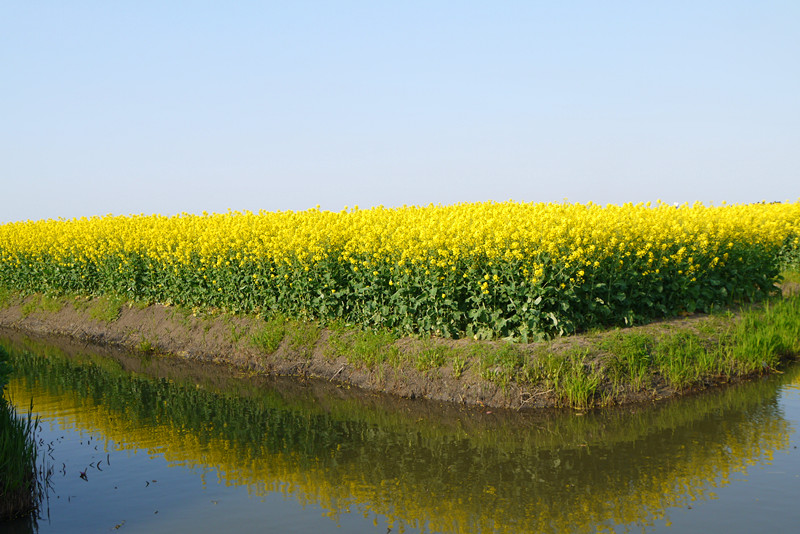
top-left (2, 330), bottom-right (799, 533)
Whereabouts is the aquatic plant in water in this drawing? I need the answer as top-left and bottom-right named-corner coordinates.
top-left (0, 347), bottom-right (51, 522)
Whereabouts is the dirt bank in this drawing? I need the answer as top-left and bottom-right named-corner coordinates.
top-left (0, 291), bottom-right (795, 411)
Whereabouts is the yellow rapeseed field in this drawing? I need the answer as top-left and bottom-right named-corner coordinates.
top-left (1, 200), bottom-right (798, 338)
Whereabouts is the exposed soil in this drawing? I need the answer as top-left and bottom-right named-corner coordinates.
top-left (0, 291), bottom-right (793, 411)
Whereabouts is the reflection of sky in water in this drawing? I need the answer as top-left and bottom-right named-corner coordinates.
top-left (5, 393), bottom-right (400, 534)
top-left (642, 376), bottom-right (800, 533)
top-left (3, 337), bottom-right (800, 533)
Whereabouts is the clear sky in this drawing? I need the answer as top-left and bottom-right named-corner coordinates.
top-left (2, 1), bottom-right (798, 223)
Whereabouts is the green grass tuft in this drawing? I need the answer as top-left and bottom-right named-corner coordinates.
top-left (251, 314), bottom-right (287, 354)
top-left (89, 294), bottom-right (124, 322)
top-left (286, 320), bottom-right (322, 359)
top-left (600, 331), bottom-right (655, 391)
top-left (477, 343), bottom-right (525, 390)
top-left (20, 294), bottom-right (63, 318)
top-left (414, 343), bottom-right (451, 373)
top-left (326, 327), bottom-right (399, 369)
top-left (0, 287), bottom-right (15, 308)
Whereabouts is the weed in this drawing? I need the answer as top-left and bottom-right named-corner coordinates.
top-left (228, 320), bottom-right (249, 344)
top-left (327, 327), bottom-right (398, 369)
top-left (652, 332), bottom-right (709, 389)
top-left (600, 331), bottom-right (654, 391)
top-left (20, 294), bottom-right (63, 318)
top-left (89, 294), bottom-right (124, 322)
top-left (171, 306), bottom-right (195, 328)
top-left (477, 342), bottom-right (524, 391)
top-left (0, 351), bottom-right (48, 520)
top-left (415, 344), bottom-right (450, 373)
top-left (559, 349), bottom-right (602, 409)
top-left (781, 270), bottom-right (800, 285)
top-left (452, 354), bottom-right (467, 379)
top-left (251, 314), bottom-right (286, 354)
top-left (137, 336), bottom-right (157, 353)
top-left (69, 294), bottom-right (90, 312)
top-left (0, 400), bottom-right (45, 520)
top-left (0, 287), bottom-right (13, 308)
top-left (727, 297), bottom-right (800, 373)
top-left (286, 320), bottom-right (321, 359)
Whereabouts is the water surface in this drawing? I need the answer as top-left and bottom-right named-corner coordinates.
top-left (2, 332), bottom-right (799, 533)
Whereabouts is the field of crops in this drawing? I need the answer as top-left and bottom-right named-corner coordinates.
top-left (1, 201), bottom-right (799, 340)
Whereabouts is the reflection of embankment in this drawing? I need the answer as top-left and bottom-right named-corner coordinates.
top-left (2, 334), bottom-right (796, 534)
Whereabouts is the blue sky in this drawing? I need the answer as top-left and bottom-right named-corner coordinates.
top-left (2, 1), bottom-right (798, 223)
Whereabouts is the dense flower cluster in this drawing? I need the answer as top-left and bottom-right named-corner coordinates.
top-left (1, 201), bottom-right (798, 338)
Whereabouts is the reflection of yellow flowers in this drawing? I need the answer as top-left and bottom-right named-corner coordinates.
top-left (6, 353), bottom-right (795, 534)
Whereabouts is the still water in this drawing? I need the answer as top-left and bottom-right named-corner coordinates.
top-left (2, 330), bottom-right (800, 533)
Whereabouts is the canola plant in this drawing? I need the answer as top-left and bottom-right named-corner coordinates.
top-left (1, 200), bottom-right (798, 339)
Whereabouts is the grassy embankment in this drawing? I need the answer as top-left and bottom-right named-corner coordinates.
top-left (1, 272), bottom-right (799, 410)
top-left (252, 275), bottom-right (800, 409)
